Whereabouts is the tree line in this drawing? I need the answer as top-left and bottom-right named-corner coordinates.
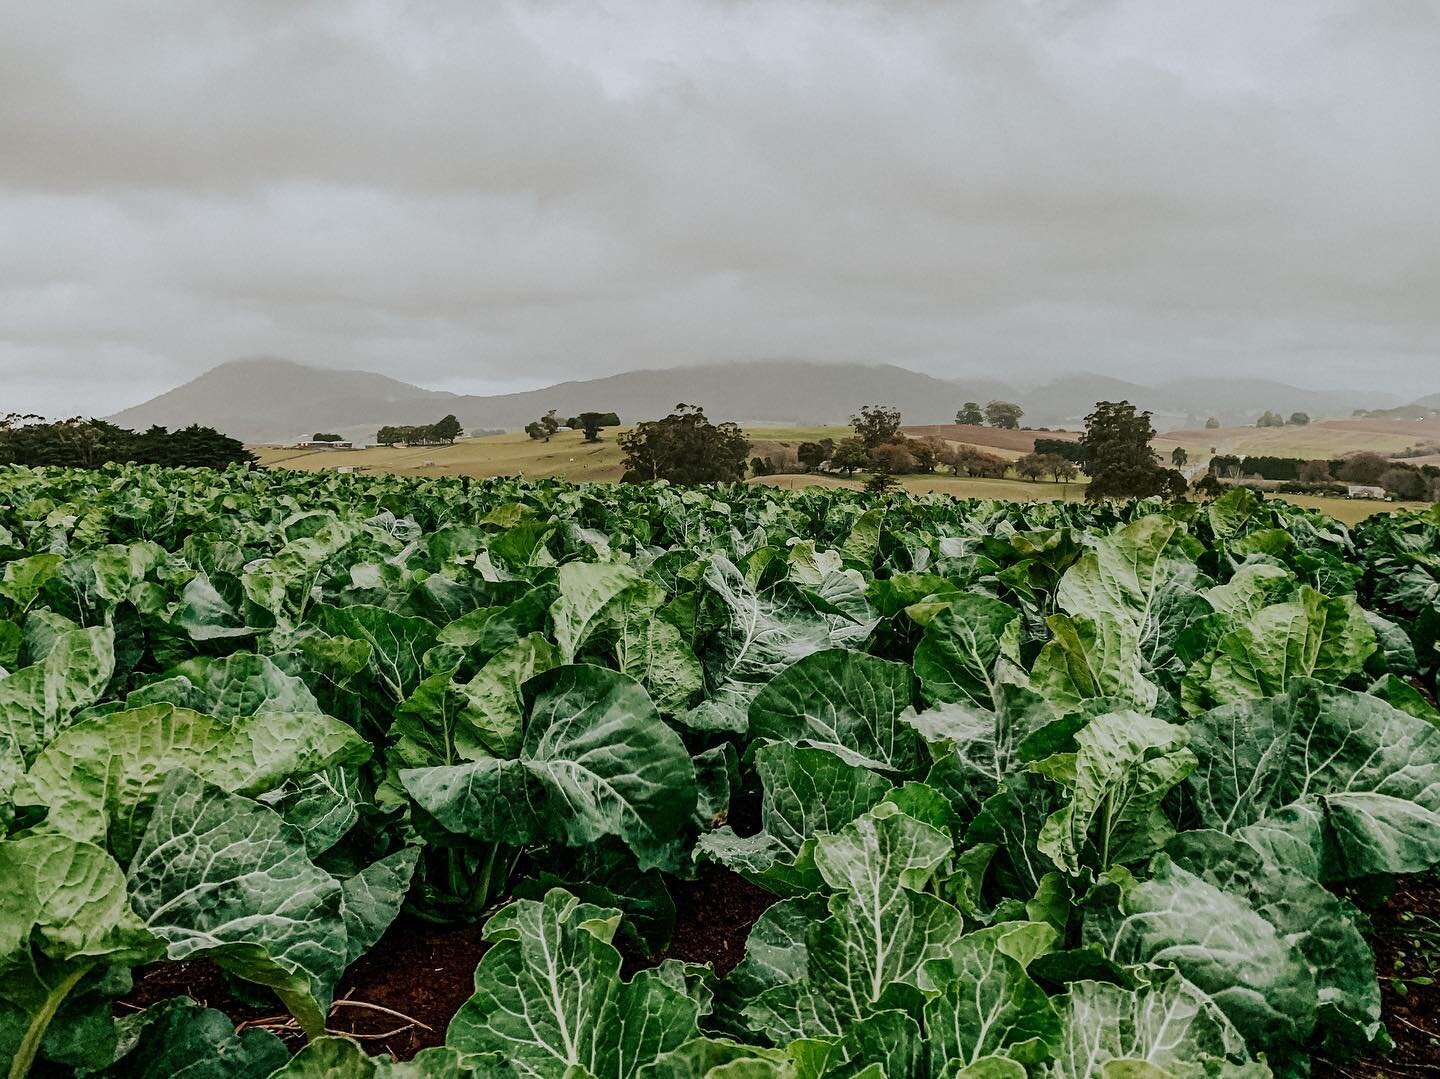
top-left (617, 398), bottom-right (1179, 500)
top-left (0, 415), bottom-right (255, 469)
top-left (1210, 451), bottom-right (1440, 501)
top-left (615, 395), bottom-right (1440, 505)
top-left (524, 410), bottom-right (620, 443)
top-left (954, 400), bottom-right (1025, 429)
top-left (375, 415), bottom-right (463, 446)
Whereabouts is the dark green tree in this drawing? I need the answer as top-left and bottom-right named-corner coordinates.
top-left (1033, 437), bottom-right (1085, 464)
top-left (1288, 412), bottom-right (1311, 426)
top-left (984, 400), bottom-right (1025, 429)
top-left (1080, 400), bottom-right (1168, 499)
top-left (1381, 467), bottom-right (1426, 501)
top-left (1171, 446), bottom-right (1188, 469)
top-left (830, 438), bottom-right (871, 476)
top-left (1014, 452), bottom-right (1047, 482)
top-left (864, 470), bottom-right (898, 494)
top-left (619, 404), bottom-right (749, 484)
top-left (577, 412), bottom-right (609, 443)
top-left (797, 441), bottom-right (828, 471)
top-left (955, 402), bottom-right (984, 426)
top-left (432, 415), bottom-right (463, 444)
top-left (1338, 452), bottom-right (1390, 485)
top-left (0, 415), bottom-right (253, 469)
top-left (1194, 472), bottom-right (1224, 498)
top-left (311, 432), bottom-right (343, 442)
top-left (850, 405), bottom-right (902, 449)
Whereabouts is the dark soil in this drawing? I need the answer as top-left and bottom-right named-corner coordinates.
top-left (124, 866), bottom-right (776, 1061)
top-left (1314, 872), bottom-right (1440, 1078)
top-left (124, 916), bottom-right (491, 1060)
top-left (622, 864), bottom-right (777, 978)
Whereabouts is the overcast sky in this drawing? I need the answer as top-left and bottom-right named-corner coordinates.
top-left (3, 0), bottom-right (1438, 417)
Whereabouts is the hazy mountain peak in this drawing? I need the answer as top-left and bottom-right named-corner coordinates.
top-left (108, 356), bottom-right (1399, 444)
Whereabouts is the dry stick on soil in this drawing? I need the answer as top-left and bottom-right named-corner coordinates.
top-left (330, 998), bottom-right (434, 1031)
top-left (337, 1025), bottom-right (422, 1041)
top-left (235, 997), bottom-right (433, 1038)
top-left (1394, 1014), bottom-right (1440, 1039)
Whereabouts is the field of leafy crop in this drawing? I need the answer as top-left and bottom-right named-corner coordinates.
top-left (1, 463), bottom-right (1438, 1078)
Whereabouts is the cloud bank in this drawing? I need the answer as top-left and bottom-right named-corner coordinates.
top-left (2, 0), bottom-right (1437, 416)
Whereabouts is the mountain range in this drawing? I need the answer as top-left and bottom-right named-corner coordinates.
top-left (109, 356), bottom-right (1409, 444)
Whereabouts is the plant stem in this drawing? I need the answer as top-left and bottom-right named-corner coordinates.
top-left (10, 965), bottom-right (90, 1079)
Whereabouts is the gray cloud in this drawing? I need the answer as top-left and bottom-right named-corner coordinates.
top-left (2, 0), bottom-right (1438, 417)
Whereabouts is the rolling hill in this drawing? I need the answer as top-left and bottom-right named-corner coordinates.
top-left (110, 356), bottom-right (1408, 444)
top-left (110, 357), bottom-right (1016, 444)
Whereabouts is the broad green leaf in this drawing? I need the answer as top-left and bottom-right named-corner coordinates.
top-left (743, 805), bottom-right (963, 1042)
top-left (1046, 976), bottom-right (1259, 1079)
top-left (126, 770), bottom-right (349, 1037)
top-left (1368, 673), bottom-right (1440, 724)
top-left (17, 702), bottom-right (370, 862)
top-left (339, 847), bottom-right (420, 966)
top-left (683, 556), bottom-right (859, 734)
top-left (1166, 829), bottom-right (1381, 1051)
top-left (966, 771), bottom-right (1064, 898)
top-left (262, 766), bottom-right (363, 856)
top-left (608, 602), bottom-right (704, 717)
top-left (813, 800), bottom-right (952, 896)
top-left (913, 595), bottom-right (1020, 708)
top-left (93, 996), bottom-right (288, 1078)
top-left (1056, 516), bottom-right (1206, 675)
top-left (447, 889), bottom-right (703, 1078)
top-left (827, 1008), bottom-right (922, 1079)
top-left (1056, 517), bottom-right (1188, 627)
top-left (1186, 680), bottom-right (1440, 879)
top-left (456, 632), bottom-right (561, 758)
top-left (923, 923), bottom-right (1061, 1070)
top-left (1030, 615), bottom-right (1158, 714)
top-left (909, 683), bottom-right (1062, 818)
top-left (1200, 563), bottom-right (1292, 622)
top-left (550, 561), bottom-right (651, 663)
top-left (310, 603), bottom-right (439, 702)
top-left (1084, 856), bottom-right (1317, 1048)
top-left (641, 1036), bottom-right (798, 1079)
top-left (402, 665), bottom-right (697, 871)
top-left (713, 895), bottom-right (827, 1038)
top-left (1034, 711), bottom-right (1194, 875)
top-left (0, 624), bottom-right (114, 763)
top-left (0, 833), bottom-right (160, 1078)
top-left (125, 653), bottom-right (320, 718)
top-left (748, 649), bottom-right (918, 773)
top-left (0, 554), bottom-right (63, 613)
top-left (1183, 587), bottom-right (1376, 713)
top-left (265, 1036), bottom-right (472, 1077)
top-left (165, 572), bottom-right (257, 643)
top-left (697, 744), bottom-right (891, 896)
top-left (390, 668), bottom-right (489, 769)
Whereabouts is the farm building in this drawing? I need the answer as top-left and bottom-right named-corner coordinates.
top-left (1347, 484), bottom-right (1387, 499)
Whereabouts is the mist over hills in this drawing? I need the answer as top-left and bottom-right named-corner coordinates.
top-left (109, 356), bottom-right (1405, 444)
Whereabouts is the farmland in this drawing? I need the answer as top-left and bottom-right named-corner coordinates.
top-left (252, 423), bottom-right (1046, 481)
top-left (1154, 417), bottom-right (1440, 463)
top-left (2, 463), bottom-right (1439, 1077)
top-left (254, 421), bottom-right (1434, 525)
